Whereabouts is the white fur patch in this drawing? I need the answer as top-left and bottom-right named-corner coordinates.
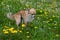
top-left (25, 11), bottom-right (29, 14)
top-left (25, 10), bottom-right (35, 22)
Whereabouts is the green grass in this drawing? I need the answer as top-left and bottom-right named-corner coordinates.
top-left (0, 0), bottom-right (60, 40)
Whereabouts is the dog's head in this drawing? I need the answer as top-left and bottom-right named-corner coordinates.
top-left (25, 8), bottom-right (36, 22)
top-left (29, 8), bottom-right (36, 15)
top-left (28, 8), bottom-right (36, 18)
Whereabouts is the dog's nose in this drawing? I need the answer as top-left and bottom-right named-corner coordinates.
top-left (32, 15), bottom-right (35, 17)
top-left (32, 14), bottom-right (34, 15)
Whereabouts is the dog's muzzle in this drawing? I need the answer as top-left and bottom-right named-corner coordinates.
top-left (31, 14), bottom-right (35, 18)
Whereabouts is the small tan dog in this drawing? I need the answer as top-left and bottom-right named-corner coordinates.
top-left (7, 8), bottom-right (36, 26)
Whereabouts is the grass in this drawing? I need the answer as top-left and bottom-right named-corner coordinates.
top-left (0, 0), bottom-right (60, 40)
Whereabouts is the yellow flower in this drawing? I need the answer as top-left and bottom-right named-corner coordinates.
top-left (10, 31), bottom-right (14, 33)
top-left (11, 30), bottom-right (17, 33)
top-left (26, 31), bottom-right (29, 33)
top-left (3, 30), bottom-right (9, 34)
top-left (9, 27), bottom-right (14, 31)
top-left (19, 30), bottom-right (22, 33)
top-left (3, 29), bottom-right (9, 32)
top-left (13, 30), bottom-right (17, 33)
top-left (34, 26), bottom-right (38, 29)
top-left (4, 31), bottom-right (9, 34)
top-left (22, 24), bottom-right (26, 27)
top-left (26, 36), bottom-right (30, 38)
top-left (3, 29), bottom-right (6, 32)
top-left (56, 34), bottom-right (59, 37)
top-left (40, 10), bottom-right (42, 13)
top-left (49, 19), bottom-right (53, 21)
top-left (8, 27), bottom-right (18, 33)
top-left (37, 17), bottom-right (40, 19)
top-left (4, 26), bottom-right (9, 28)
top-left (52, 15), bottom-right (55, 18)
top-left (44, 12), bottom-right (47, 15)
top-left (54, 23), bottom-right (57, 26)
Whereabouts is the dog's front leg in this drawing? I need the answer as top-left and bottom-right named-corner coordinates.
top-left (22, 16), bottom-right (27, 27)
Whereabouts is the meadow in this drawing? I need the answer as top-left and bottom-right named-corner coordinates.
top-left (0, 0), bottom-right (60, 40)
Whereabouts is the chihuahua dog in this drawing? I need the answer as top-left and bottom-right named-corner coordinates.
top-left (7, 8), bottom-right (36, 26)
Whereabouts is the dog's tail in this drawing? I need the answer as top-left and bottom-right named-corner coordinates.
top-left (7, 12), bottom-right (14, 20)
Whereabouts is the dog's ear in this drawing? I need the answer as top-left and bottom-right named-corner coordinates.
top-left (25, 8), bottom-right (30, 11)
top-left (29, 8), bottom-right (36, 14)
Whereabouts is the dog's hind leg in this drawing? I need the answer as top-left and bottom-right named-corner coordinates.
top-left (14, 15), bottom-right (21, 29)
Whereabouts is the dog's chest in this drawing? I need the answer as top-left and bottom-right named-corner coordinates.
top-left (26, 14), bottom-right (34, 22)
top-left (22, 11), bottom-right (34, 22)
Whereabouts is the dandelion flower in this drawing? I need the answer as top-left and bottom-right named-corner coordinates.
top-left (26, 36), bottom-right (30, 38)
top-left (3, 29), bottom-right (9, 32)
top-left (22, 24), bottom-right (26, 27)
top-left (19, 30), bottom-right (22, 33)
top-left (54, 23), bottom-right (57, 26)
top-left (3, 30), bottom-right (9, 34)
top-left (9, 27), bottom-right (14, 31)
top-left (4, 31), bottom-right (9, 34)
top-left (13, 30), bottom-right (17, 33)
top-left (52, 15), bottom-right (55, 18)
top-left (44, 12), bottom-right (47, 15)
top-left (34, 26), bottom-right (38, 29)
top-left (49, 19), bottom-right (53, 21)
top-left (11, 30), bottom-right (17, 33)
top-left (4, 26), bottom-right (9, 28)
top-left (26, 31), bottom-right (29, 33)
top-left (56, 34), bottom-right (59, 37)
top-left (3, 29), bottom-right (7, 32)
top-left (40, 10), bottom-right (42, 13)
